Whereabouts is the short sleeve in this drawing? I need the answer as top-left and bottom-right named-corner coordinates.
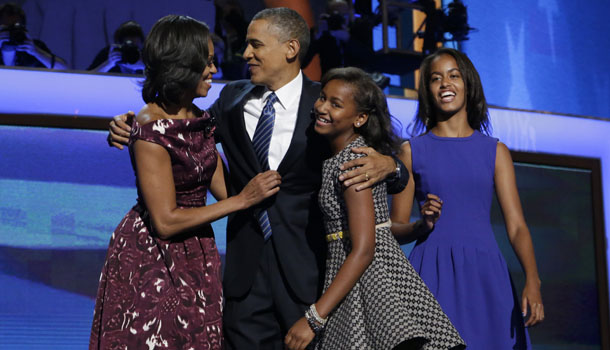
top-left (336, 137), bottom-right (368, 178)
top-left (129, 119), bottom-right (175, 149)
top-left (338, 150), bottom-right (367, 178)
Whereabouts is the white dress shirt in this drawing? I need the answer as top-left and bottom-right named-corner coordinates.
top-left (243, 71), bottom-right (303, 170)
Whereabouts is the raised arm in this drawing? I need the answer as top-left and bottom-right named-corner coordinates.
top-left (390, 142), bottom-right (442, 244)
top-left (285, 184), bottom-right (375, 350)
top-left (134, 139), bottom-right (280, 239)
top-left (90, 46), bottom-right (122, 73)
top-left (17, 36), bottom-right (69, 70)
top-left (339, 146), bottom-right (407, 193)
top-left (495, 142), bottom-right (544, 326)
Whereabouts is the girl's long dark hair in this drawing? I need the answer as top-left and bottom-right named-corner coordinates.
top-left (321, 67), bottom-right (402, 155)
top-left (410, 48), bottom-right (491, 136)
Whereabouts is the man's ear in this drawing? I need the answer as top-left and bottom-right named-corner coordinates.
top-left (285, 38), bottom-right (301, 62)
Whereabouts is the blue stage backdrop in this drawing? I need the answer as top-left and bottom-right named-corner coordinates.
top-left (460, 0), bottom-right (610, 120)
top-left (1, 67), bottom-right (609, 348)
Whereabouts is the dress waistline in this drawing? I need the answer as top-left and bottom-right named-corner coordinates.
top-left (326, 220), bottom-right (392, 242)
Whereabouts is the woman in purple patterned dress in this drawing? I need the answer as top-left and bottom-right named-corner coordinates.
top-left (89, 15), bottom-right (280, 349)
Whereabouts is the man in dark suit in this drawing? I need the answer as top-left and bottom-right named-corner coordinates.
top-left (108, 7), bottom-right (406, 349)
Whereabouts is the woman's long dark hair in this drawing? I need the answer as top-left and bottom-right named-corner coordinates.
top-left (321, 67), bottom-right (402, 155)
top-left (410, 48), bottom-right (491, 136)
top-left (141, 15), bottom-right (211, 106)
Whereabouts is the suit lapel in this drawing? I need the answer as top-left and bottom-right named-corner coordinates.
top-left (227, 82), bottom-right (262, 173)
top-left (277, 77), bottom-right (319, 175)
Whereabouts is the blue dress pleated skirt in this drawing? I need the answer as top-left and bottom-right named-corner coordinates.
top-left (409, 131), bottom-right (530, 350)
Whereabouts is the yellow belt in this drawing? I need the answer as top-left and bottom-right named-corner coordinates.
top-left (326, 220), bottom-right (392, 242)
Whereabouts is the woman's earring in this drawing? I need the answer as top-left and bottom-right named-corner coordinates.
top-left (356, 122), bottom-right (360, 127)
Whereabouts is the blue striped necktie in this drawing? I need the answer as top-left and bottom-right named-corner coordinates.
top-left (251, 92), bottom-right (278, 240)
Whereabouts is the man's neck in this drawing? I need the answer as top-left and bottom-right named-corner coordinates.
top-left (266, 67), bottom-right (301, 91)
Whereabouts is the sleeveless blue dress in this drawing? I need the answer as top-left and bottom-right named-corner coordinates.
top-left (409, 130), bottom-right (530, 350)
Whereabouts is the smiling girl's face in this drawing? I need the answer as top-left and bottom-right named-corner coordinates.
top-left (428, 54), bottom-right (467, 119)
top-left (313, 79), bottom-right (367, 143)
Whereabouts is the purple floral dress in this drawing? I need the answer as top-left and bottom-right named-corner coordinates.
top-left (90, 112), bottom-right (223, 350)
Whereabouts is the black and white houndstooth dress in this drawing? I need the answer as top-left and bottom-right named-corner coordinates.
top-left (315, 136), bottom-right (465, 350)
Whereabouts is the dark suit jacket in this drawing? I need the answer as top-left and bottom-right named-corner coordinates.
top-left (209, 76), bottom-right (328, 304)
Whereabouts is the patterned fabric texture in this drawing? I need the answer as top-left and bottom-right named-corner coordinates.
top-left (89, 112), bottom-right (223, 350)
top-left (315, 136), bottom-right (465, 350)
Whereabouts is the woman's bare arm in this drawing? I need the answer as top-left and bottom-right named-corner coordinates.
top-left (495, 142), bottom-right (544, 326)
top-left (314, 185), bottom-right (376, 318)
top-left (133, 139), bottom-right (280, 240)
top-left (285, 183), bottom-right (376, 350)
top-left (208, 151), bottom-right (229, 201)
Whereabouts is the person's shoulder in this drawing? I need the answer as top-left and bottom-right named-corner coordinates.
top-left (399, 140), bottom-right (412, 154)
top-left (407, 133), bottom-right (427, 146)
top-left (217, 79), bottom-right (256, 101)
top-left (474, 129), bottom-right (498, 140)
top-left (338, 136), bottom-right (368, 163)
top-left (222, 79), bottom-right (254, 91)
top-left (475, 130), bottom-right (500, 149)
top-left (302, 75), bottom-right (321, 94)
top-left (135, 104), bottom-right (165, 125)
top-left (496, 140), bottom-right (509, 154)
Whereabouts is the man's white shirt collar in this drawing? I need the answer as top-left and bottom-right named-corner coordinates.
top-left (262, 71), bottom-right (303, 110)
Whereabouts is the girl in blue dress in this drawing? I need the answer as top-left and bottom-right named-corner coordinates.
top-left (390, 48), bottom-right (544, 350)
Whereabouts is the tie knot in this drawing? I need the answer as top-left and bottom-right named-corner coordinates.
top-left (266, 92), bottom-right (278, 106)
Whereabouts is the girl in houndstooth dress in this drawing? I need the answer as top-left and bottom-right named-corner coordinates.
top-left (284, 67), bottom-right (465, 350)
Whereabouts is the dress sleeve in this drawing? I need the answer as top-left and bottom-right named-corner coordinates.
top-left (337, 148), bottom-right (367, 178)
top-left (129, 119), bottom-right (174, 150)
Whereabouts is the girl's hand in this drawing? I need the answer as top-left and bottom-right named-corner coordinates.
top-left (522, 280), bottom-right (544, 326)
top-left (284, 317), bottom-right (315, 350)
top-left (421, 193), bottom-right (442, 231)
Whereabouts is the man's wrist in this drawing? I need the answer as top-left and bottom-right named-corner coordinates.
top-left (386, 154), bottom-right (408, 194)
top-left (391, 156), bottom-right (401, 177)
top-left (415, 219), bottom-right (433, 236)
